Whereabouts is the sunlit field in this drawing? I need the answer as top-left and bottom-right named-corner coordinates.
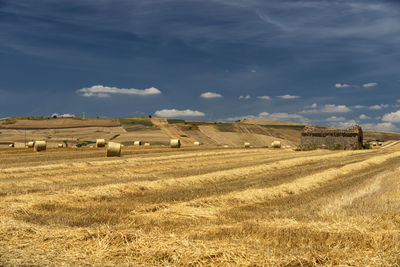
top-left (1, 143), bottom-right (400, 266)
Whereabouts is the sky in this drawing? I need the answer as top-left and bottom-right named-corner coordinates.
top-left (1, 0), bottom-right (400, 131)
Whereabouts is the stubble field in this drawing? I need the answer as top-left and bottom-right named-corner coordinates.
top-left (1, 143), bottom-right (400, 266)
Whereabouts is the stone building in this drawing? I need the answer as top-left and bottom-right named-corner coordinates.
top-left (300, 125), bottom-right (363, 150)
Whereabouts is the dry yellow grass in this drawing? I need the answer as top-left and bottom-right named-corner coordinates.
top-left (1, 144), bottom-right (400, 266)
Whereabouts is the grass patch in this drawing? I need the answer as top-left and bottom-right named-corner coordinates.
top-left (260, 125), bottom-right (306, 129)
top-left (120, 117), bottom-right (158, 132)
top-left (215, 123), bottom-right (238, 132)
top-left (180, 125), bottom-right (199, 131)
top-left (110, 134), bottom-right (120, 140)
top-left (0, 141), bottom-right (14, 145)
top-left (167, 119), bottom-right (186, 124)
top-left (120, 117), bottom-right (153, 127)
top-left (1, 118), bottom-right (16, 125)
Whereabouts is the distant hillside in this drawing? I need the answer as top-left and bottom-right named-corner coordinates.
top-left (0, 117), bottom-right (120, 129)
top-left (1, 116), bottom-right (400, 147)
top-left (363, 130), bottom-right (400, 142)
top-left (240, 119), bottom-right (308, 126)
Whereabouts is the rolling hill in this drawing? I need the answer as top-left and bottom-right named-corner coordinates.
top-left (0, 116), bottom-right (399, 148)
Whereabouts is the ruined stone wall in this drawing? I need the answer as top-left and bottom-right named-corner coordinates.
top-left (301, 134), bottom-right (360, 150)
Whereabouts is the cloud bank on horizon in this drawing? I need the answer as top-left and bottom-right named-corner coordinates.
top-left (0, 0), bottom-right (400, 132)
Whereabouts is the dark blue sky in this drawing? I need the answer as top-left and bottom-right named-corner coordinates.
top-left (1, 0), bottom-right (400, 131)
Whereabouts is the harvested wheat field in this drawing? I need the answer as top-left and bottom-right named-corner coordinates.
top-left (1, 144), bottom-right (400, 266)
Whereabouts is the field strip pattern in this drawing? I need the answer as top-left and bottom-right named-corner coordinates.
top-left (0, 149), bottom-right (380, 202)
top-left (1, 146), bottom-right (400, 266)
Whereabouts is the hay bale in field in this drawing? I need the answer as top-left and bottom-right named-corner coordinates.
top-left (194, 141), bottom-right (200, 146)
top-left (144, 142), bottom-right (150, 146)
top-left (223, 145), bottom-right (229, 148)
top-left (271, 141), bottom-right (281, 148)
top-left (96, 139), bottom-right (106, 148)
top-left (106, 142), bottom-right (121, 157)
top-left (170, 139), bottom-right (181, 148)
top-left (9, 143), bottom-right (14, 148)
top-left (244, 142), bottom-right (250, 148)
top-left (34, 141), bottom-right (46, 152)
top-left (134, 141), bottom-right (142, 146)
top-left (27, 141), bottom-right (34, 148)
top-left (57, 144), bottom-right (63, 148)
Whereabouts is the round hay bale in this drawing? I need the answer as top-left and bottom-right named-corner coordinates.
top-left (27, 141), bottom-right (34, 148)
top-left (96, 139), bottom-right (106, 148)
top-left (223, 145), bottom-right (229, 148)
top-left (194, 141), bottom-right (200, 146)
top-left (134, 141), bottom-right (142, 146)
top-left (144, 142), bottom-right (150, 146)
top-left (9, 143), bottom-right (14, 148)
top-left (271, 141), bottom-right (281, 148)
top-left (106, 142), bottom-right (121, 157)
top-left (34, 141), bottom-right (47, 152)
top-left (170, 139), bottom-right (181, 148)
top-left (58, 144), bottom-right (63, 148)
top-left (244, 142), bottom-right (250, 148)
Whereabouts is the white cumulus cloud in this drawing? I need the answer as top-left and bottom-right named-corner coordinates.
top-left (77, 85), bottom-right (161, 98)
top-left (154, 109), bottom-right (205, 118)
top-left (359, 114), bottom-right (370, 120)
top-left (277, 94), bottom-right (300, 99)
top-left (353, 105), bottom-right (366, 109)
top-left (363, 82), bottom-right (378, 88)
top-left (329, 120), bottom-right (358, 129)
top-left (321, 104), bottom-right (351, 113)
top-left (382, 110), bottom-right (400, 123)
top-left (257, 96), bottom-right (271, 100)
top-left (225, 112), bottom-right (309, 123)
top-left (301, 104), bottom-right (351, 114)
top-left (326, 116), bottom-right (346, 122)
top-left (369, 104), bottom-right (389, 110)
top-left (200, 92), bottom-right (223, 99)
top-left (267, 112), bottom-right (307, 121)
top-left (361, 122), bottom-right (398, 132)
top-left (239, 95), bottom-right (251, 100)
top-left (335, 83), bottom-right (350, 88)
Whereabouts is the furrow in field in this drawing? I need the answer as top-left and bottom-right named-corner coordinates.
top-left (0, 151), bottom-right (311, 195)
top-left (159, 150), bottom-right (400, 218)
top-left (0, 148), bottom-right (280, 174)
top-left (0, 147), bottom-right (244, 167)
top-left (0, 148), bottom-right (300, 176)
top-left (318, 167), bottom-right (400, 217)
top-left (3, 149), bottom-right (378, 206)
top-left (99, 154), bottom-right (378, 205)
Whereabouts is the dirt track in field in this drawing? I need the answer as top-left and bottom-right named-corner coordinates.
top-left (1, 144), bottom-right (400, 266)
